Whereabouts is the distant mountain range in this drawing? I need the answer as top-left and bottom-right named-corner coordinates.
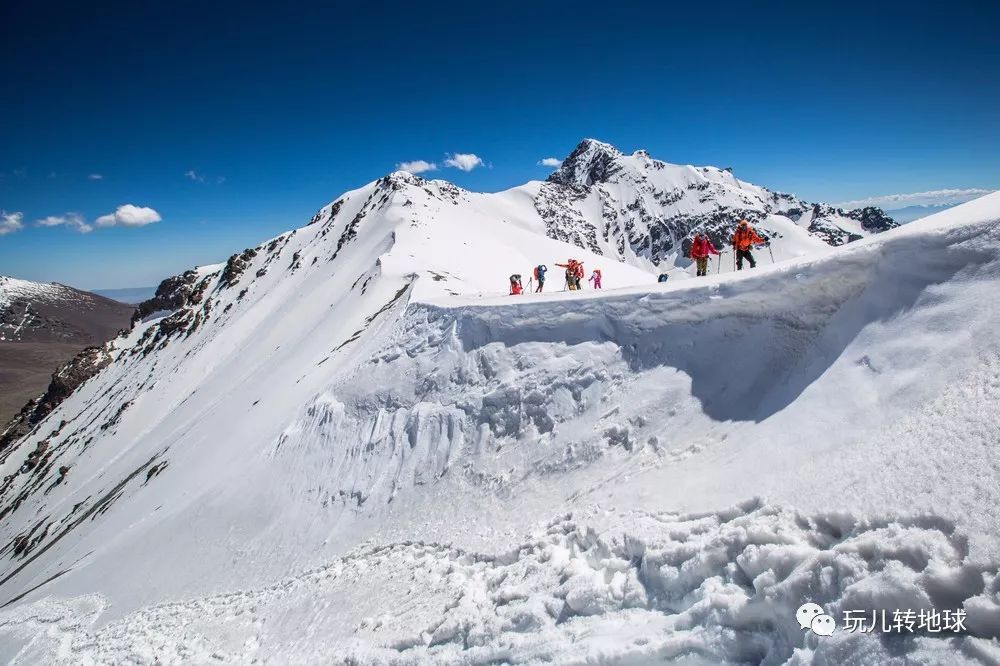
top-left (883, 203), bottom-right (962, 224)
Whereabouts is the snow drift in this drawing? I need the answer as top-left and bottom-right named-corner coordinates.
top-left (0, 157), bottom-right (998, 664)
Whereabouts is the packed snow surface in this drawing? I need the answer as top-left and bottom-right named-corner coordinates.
top-left (0, 170), bottom-right (998, 664)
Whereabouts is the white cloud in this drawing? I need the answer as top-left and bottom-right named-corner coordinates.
top-left (443, 153), bottom-right (484, 172)
top-left (838, 188), bottom-right (995, 210)
top-left (396, 160), bottom-right (438, 174)
top-left (538, 157), bottom-right (562, 167)
top-left (0, 211), bottom-right (24, 235)
top-left (95, 204), bottom-right (162, 228)
top-left (88, 173), bottom-right (104, 180)
top-left (35, 213), bottom-right (93, 234)
top-left (185, 170), bottom-right (205, 183)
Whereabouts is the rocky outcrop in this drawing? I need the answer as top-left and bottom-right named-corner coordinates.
top-left (131, 271), bottom-right (199, 324)
top-left (847, 206), bottom-right (899, 233)
top-left (220, 249), bottom-right (258, 288)
top-left (0, 345), bottom-right (113, 452)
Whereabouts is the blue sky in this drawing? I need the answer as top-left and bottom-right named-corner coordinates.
top-left (1, 0), bottom-right (997, 289)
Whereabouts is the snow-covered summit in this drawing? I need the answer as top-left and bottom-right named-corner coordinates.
top-left (547, 138), bottom-right (624, 187)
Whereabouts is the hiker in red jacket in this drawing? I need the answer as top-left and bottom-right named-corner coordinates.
top-left (689, 233), bottom-right (719, 277)
top-left (509, 274), bottom-right (523, 295)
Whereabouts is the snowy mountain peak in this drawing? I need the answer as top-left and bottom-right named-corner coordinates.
top-left (535, 139), bottom-right (899, 269)
top-left (548, 138), bottom-right (625, 187)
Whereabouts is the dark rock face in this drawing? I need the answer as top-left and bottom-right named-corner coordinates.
top-left (846, 206), bottom-right (899, 233)
top-left (0, 346), bottom-right (113, 452)
top-left (220, 249), bottom-right (259, 288)
top-left (132, 271), bottom-right (199, 324)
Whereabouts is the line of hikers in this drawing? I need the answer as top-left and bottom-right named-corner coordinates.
top-left (509, 259), bottom-right (602, 295)
top-left (508, 220), bottom-right (767, 294)
top-left (688, 219), bottom-right (767, 276)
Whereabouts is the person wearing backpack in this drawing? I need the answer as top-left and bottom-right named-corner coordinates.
top-left (588, 268), bottom-right (603, 289)
top-left (730, 219), bottom-right (765, 270)
top-left (533, 264), bottom-right (548, 292)
top-left (689, 232), bottom-right (719, 277)
top-left (556, 259), bottom-right (582, 291)
top-left (509, 274), bottom-right (523, 295)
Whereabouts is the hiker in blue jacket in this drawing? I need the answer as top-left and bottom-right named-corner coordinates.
top-left (533, 264), bottom-right (548, 292)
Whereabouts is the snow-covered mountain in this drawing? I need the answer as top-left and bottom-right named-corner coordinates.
top-left (536, 139), bottom-right (898, 274)
top-left (0, 277), bottom-right (134, 345)
top-left (1, 158), bottom-right (999, 664)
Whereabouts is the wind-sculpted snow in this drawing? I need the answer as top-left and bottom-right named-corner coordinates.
top-left (2, 500), bottom-right (998, 664)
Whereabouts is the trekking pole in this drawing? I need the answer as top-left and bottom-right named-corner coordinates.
top-left (767, 243), bottom-right (775, 264)
top-left (716, 253), bottom-right (721, 274)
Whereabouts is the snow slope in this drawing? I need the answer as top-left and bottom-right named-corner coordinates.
top-left (0, 173), bottom-right (998, 664)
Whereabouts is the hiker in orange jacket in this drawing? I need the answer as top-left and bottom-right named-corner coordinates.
top-left (689, 233), bottom-right (719, 277)
top-left (731, 220), bottom-right (765, 270)
top-left (556, 259), bottom-right (584, 290)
